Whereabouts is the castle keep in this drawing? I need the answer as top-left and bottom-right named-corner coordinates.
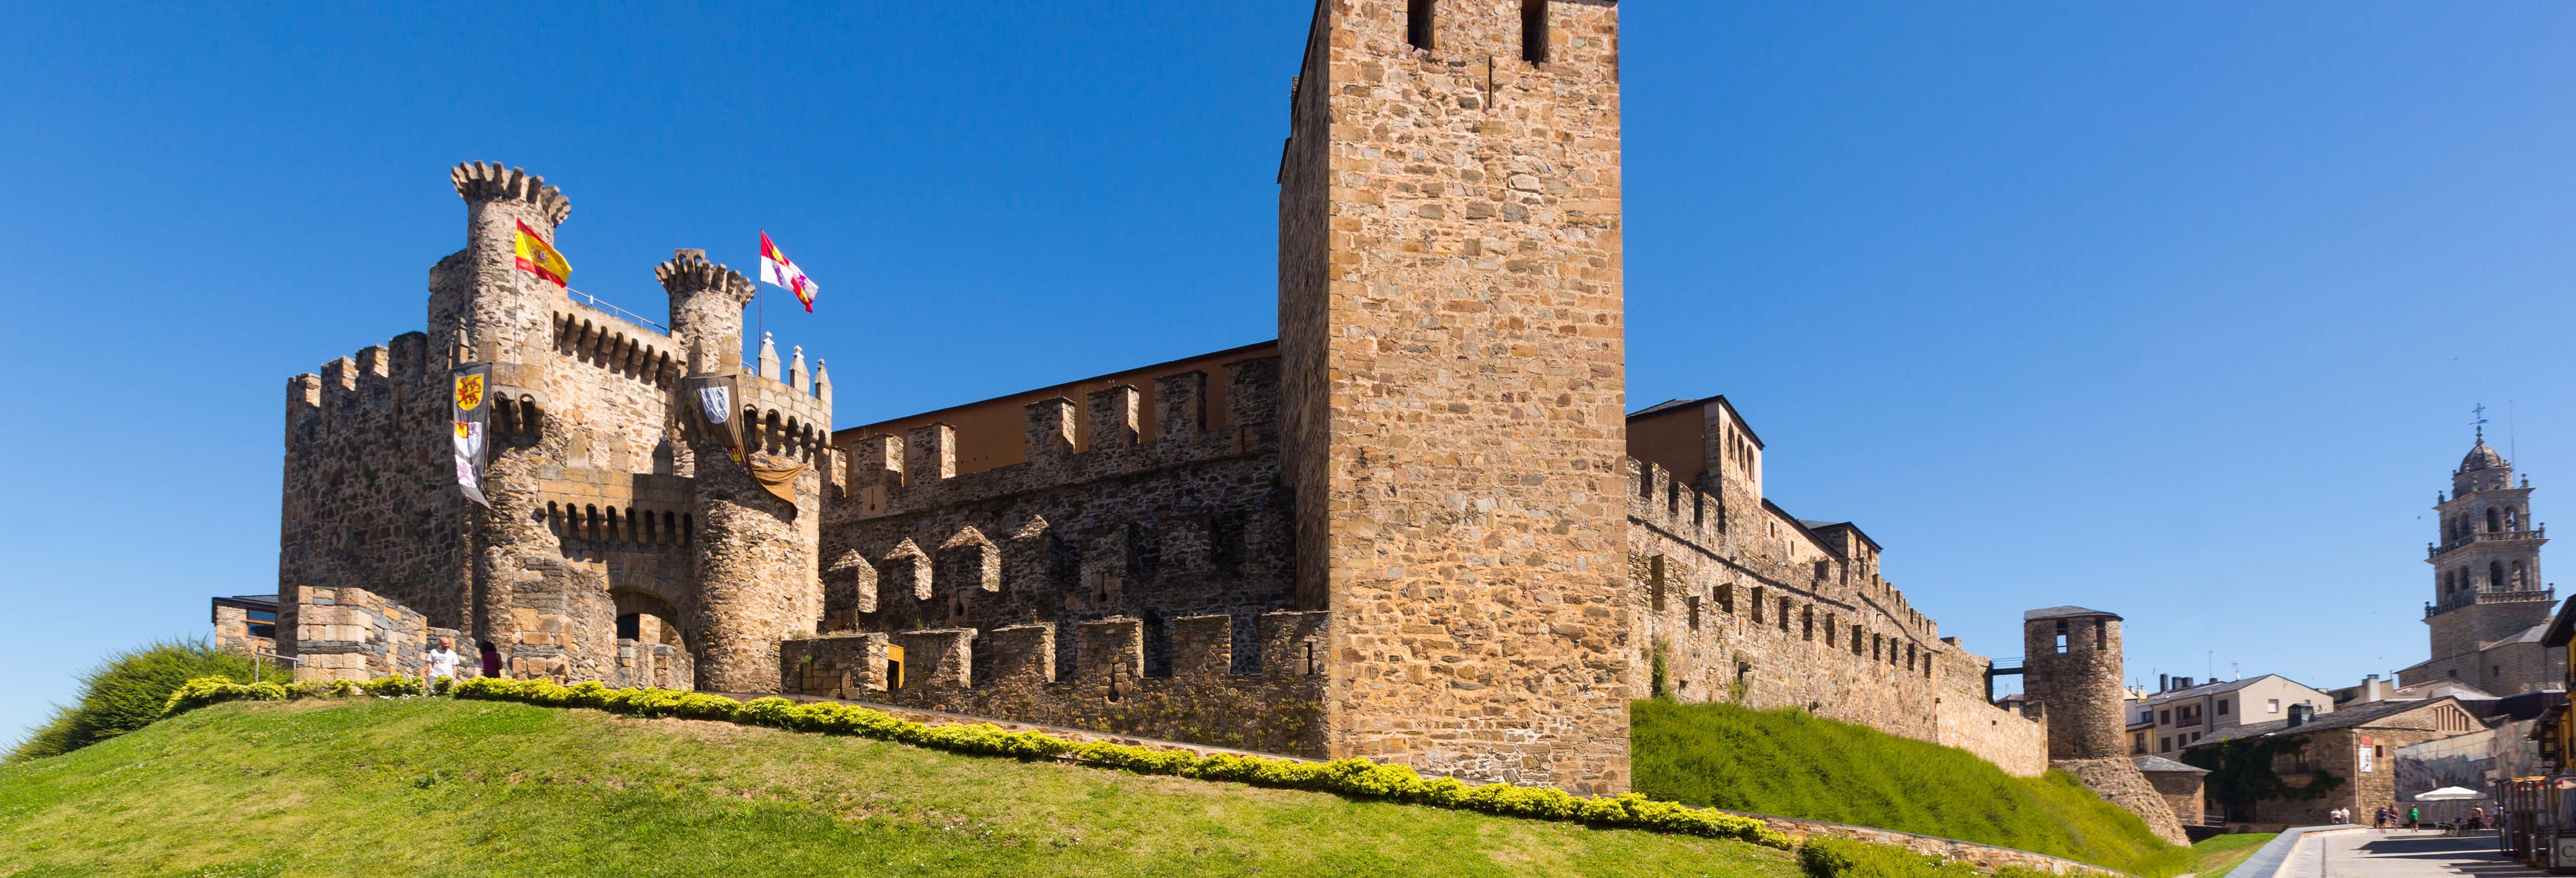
top-left (248, 0), bottom-right (2119, 799)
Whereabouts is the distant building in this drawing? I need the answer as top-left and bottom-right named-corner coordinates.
top-left (2126, 674), bottom-right (2334, 757)
top-left (210, 594), bottom-right (277, 657)
top-left (2131, 755), bottom-right (2212, 826)
top-left (2185, 697), bottom-right (2484, 824)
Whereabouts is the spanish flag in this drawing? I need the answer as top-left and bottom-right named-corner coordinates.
top-left (514, 220), bottom-right (570, 288)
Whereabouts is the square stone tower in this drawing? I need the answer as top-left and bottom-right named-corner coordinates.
top-left (1278, 0), bottom-right (1630, 793)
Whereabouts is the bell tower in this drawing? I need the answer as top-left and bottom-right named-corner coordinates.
top-left (2421, 426), bottom-right (2552, 691)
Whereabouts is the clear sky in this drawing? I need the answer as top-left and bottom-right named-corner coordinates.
top-left (3, 3), bottom-right (2571, 743)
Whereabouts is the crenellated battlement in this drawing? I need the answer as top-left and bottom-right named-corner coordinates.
top-left (840, 357), bottom-right (1280, 520)
top-left (652, 250), bottom-right (755, 305)
top-left (451, 161), bottom-right (570, 226)
top-left (780, 610), bottom-right (1329, 755)
top-left (284, 333), bottom-right (432, 438)
top-left (550, 306), bottom-right (680, 388)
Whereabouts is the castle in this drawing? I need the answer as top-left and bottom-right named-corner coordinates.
top-left (2398, 429), bottom-right (2560, 693)
top-left (223, 1), bottom-right (2172, 817)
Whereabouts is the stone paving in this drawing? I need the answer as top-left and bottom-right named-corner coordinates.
top-left (2293, 829), bottom-right (2545, 878)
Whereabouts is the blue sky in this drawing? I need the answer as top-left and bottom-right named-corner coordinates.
top-left (3, 3), bottom-right (2570, 742)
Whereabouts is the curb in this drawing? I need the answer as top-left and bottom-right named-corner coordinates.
top-left (2224, 824), bottom-right (2361, 878)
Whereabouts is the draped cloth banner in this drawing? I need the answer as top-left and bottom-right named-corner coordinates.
top-left (682, 372), bottom-right (802, 508)
top-left (750, 459), bottom-right (805, 507)
top-left (451, 363), bottom-right (494, 507)
top-left (684, 374), bottom-right (745, 465)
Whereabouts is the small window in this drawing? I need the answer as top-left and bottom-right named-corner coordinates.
top-left (1407, 0), bottom-right (1435, 51)
top-left (2160, 709), bottom-right (2173, 725)
top-left (2217, 699), bottom-right (2229, 715)
top-left (2267, 699), bottom-right (2280, 713)
top-left (1687, 595), bottom-right (1701, 631)
top-left (1520, 0), bottom-right (1548, 63)
top-left (2054, 634), bottom-right (2069, 653)
top-left (2160, 737), bottom-right (2172, 753)
top-left (245, 608), bottom-right (277, 640)
top-left (616, 613), bottom-right (640, 640)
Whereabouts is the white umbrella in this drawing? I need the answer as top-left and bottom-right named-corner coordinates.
top-left (2415, 787), bottom-right (2487, 801)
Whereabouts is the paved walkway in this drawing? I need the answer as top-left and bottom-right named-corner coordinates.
top-left (2288, 829), bottom-right (2546, 878)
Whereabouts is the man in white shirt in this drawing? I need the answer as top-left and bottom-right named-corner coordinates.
top-left (422, 636), bottom-right (463, 682)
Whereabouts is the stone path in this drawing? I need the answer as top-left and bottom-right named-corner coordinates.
top-left (2292, 829), bottom-right (2546, 878)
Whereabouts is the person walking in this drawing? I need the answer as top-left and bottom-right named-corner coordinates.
top-left (2408, 805), bottom-right (2421, 830)
top-left (421, 635), bottom-right (462, 683)
top-left (479, 640), bottom-right (503, 679)
top-left (2374, 806), bottom-right (2389, 831)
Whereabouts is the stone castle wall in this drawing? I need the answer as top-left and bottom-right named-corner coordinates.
top-left (781, 610), bottom-right (1328, 755)
top-left (279, 333), bottom-right (471, 631)
top-left (2052, 758), bottom-right (2188, 846)
top-left (807, 358), bottom-right (1298, 741)
top-left (1627, 457), bottom-right (2048, 776)
top-left (281, 586), bottom-right (435, 681)
top-left (1279, 0), bottom-right (1634, 795)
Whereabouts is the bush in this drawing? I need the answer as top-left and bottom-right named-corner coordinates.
top-left (8, 639), bottom-right (259, 762)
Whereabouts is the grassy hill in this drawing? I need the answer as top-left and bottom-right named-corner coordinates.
top-left (0, 698), bottom-right (1799, 878)
top-left (1634, 700), bottom-right (2191, 876)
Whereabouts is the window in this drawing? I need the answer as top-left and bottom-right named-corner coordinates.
top-left (1648, 555), bottom-right (1666, 612)
top-left (2160, 737), bottom-right (2172, 753)
top-left (1520, 0), bottom-right (1548, 63)
top-left (616, 613), bottom-right (641, 640)
top-left (245, 609), bottom-right (277, 640)
top-left (2160, 709), bottom-right (2173, 725)
top-left (2267, 699), bottom-right (2280, 713)
top-left (2492, 561), bottom-right (2507, 590)
top-left (1752, 588), bottom-right (1766, 624)
top-left (2133, 733), bottom-right (2147, 755)
top-left (2140, 711), bottom-right (2153, 725)
top-left (1687, 596), bottom-right (1701, 631)
top-left (2094, 618), bottom-right (2108, 650)
top-left (1778, 597), bottom-right (1792, 632)
top-left (2054, 619), bottom-right (2069, 653)
top-left (2217, 699), bottom-right (2229, 716)
top-left (2489, 507), bottom-right (2503, 532)
top-left (1801, 605), bottom-right (1813, 641)
top-left (1407, 0), bottom-right (1434, 51)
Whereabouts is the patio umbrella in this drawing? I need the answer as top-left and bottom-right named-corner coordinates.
top-left (2415, 787), bottom-right (2486, 801)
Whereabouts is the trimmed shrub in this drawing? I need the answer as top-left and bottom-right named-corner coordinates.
top-left (9, 638), bottom-right (259, 762)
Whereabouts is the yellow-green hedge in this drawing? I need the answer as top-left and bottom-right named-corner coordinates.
top-left (162, 675), bottom-right (1788, 849)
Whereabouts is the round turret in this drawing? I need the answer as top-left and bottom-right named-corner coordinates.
top-left (2022, 606), bottom-right (2127, 761)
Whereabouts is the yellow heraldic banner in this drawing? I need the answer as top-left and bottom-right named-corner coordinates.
top-left (513, 220), bottom-right (570, 288)
top-left (450, 363), bottom-right (494, 507)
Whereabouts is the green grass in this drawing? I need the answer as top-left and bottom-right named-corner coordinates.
top-left (2189, 832), bottom-right (2277, 876)
top-left (1633, 700), bottom-right (2193, 877)
top-left (0, 698), bottom-right (1801, 877)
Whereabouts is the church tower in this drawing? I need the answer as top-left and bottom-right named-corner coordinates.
top-left (2414, 426), bottom-right (2555, 693)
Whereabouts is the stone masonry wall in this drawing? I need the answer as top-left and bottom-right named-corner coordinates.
top-left (2142, 769), bottom-right (2205, 826)
top-left (1280, 0), bottom-right (1632, 794)
top-left (280, 333), bottom-right (470, 631)
top-left (284, 586), bottom-right (430, 682)
top-left (1627, 458), bottom-right (2048, 777)
top-left (2054, 757), bottom-right (2188, 846)
top-left (782, 611), bottom-right (1329, 756)
top-left (212, 604), bottom-right (277, 659)
top-left (809, 358), bottom-right (1298, 748)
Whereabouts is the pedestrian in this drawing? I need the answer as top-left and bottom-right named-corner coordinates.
top-left (2374, 806), bottom-right (2388, 831)
top-left (479, 640), bottom-right (503, 679)
top-left (421, 635), bottom-right (462, 683)
top-left (2471, 806), bottom-right (2485, 831)
top-left (2408, 806), bottom-right (2421, 830)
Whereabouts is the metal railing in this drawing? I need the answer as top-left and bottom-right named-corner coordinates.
top-left (2430, 526), bottom-right (2546, 558)
top-left (250, 651), bottom-right (302, 684)
top-left (567, 288), bottom-right (670, 335)
top-left (2427, 586), bottom-right (2557, 618)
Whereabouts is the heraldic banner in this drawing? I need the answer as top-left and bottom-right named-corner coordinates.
top-left (451, 363), bottom-right (495, 507)
top-left (681, 373), bottom-right (802, 508)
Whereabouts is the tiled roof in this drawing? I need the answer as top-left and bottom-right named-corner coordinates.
top-left (2025, 606), bottom-right (2121, 621)
top-left (2133, 755), bottom-right (2208, 774)
top-left (2191, 698), bottom-right (2464, 747)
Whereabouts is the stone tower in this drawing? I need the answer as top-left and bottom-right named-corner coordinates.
top-left (2421, 427), bottom-right (2552, 692)
top-left (2022, 606), bottom-right (2124, 761)
top-left (1278, 0), bottom-right (1631, 792)
top-left (2021, 605), bottom-right (2187, 844)
top-left (660, 250), bottom-right (830, 692)
top-left (432, 162), bottom-right (582, 667)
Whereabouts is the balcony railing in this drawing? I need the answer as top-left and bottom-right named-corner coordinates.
top-left (2426, 586), bottom-right (2556, 618)
top-left (2430, 526), bottom-right (2546, 558)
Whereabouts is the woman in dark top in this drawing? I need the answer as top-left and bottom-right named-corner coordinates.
top-left (479, 641), bottom-right (503, 678)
